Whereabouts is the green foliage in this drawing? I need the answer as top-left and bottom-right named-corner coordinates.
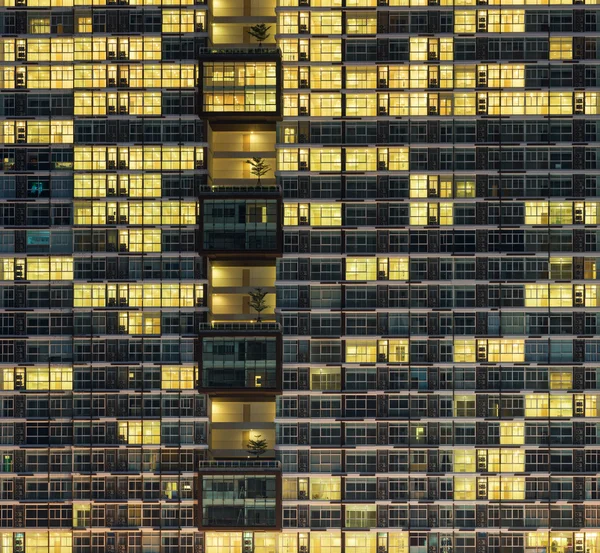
top-left (248, 288), bottom-right (269, 322)
top-left (246, 157), bottom-right (271, 185)
top-left (247, 434), bottom-right (268, 458)
top-left (247, 24), bottom-right (272, 44)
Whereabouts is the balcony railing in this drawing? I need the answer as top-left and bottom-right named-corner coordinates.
top-left (199, 322), bottom-right (281, 332)
top-left (199, 184), bottom-right (281, 195)
top-left (199, 47), bottom-right (281, 57)
top-left (199, 460), bottom-right (281, 471)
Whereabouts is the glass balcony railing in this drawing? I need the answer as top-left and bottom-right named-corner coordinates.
top-left (199, 460), bottom-right (281, 471)
top-left (199, 322), bottom-right (281, 332)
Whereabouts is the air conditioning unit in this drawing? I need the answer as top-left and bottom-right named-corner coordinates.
top-left (575, 399), bottom-right (584, 415)
top-left (108, 105), bottom-right (117, 114)
top-left (118, 215), bottom-right (128, 224)
top-left (118, 325), bottom-right (127, 334)
top-left (107, 214), bottom-right (116, 224)
top-left (119, 243), bottom-right (129, 252)
top-left (119, 105), bottom-right (128, 114)
top-left (16, 73), bottom-right (26, 88)
top-left (108, 297), bottom-right (117, 307)
top-left (299, 52), bottom-right (308, 61)
top-left (119, 297), bottom-right (129, 307)
top-left (378, 353), bottom-right (387, 362)
top-left (298, 134), bottom-right (308, 143)
top-left (575, 209), bottom-right (584, 223)
top-left (299, 491), bottom-right (308, 499)
top-left (16, 47), bottom-right (26, 61)
top-left (195, 22), bottom-right (204, 31)
top-left (299, 0), bottom-right (309, 5)
top-left (429, 79), bottom-right (439, 88)
top-left (118, 51), bottom-right (128, 59)
top-left (378, 0), bottom-right (388, 5)
top-left (119, 78), bottom-right (128, 87)
top-left (378, 161), bottom-right (387, 170)
top-left (299, 106), bottom-right (308, 115)
top-left (118, 160), bottom-right (128, 169)
top-left (108, 51), bottom-right (116, 59)
top-left (15, 0), bottom-right (26, 5)
top-left (299, 216), bottom-right (308, 225)
top-left (299, 24), bottom-right (308, 33)
top-left (575, 291), bottom-right (584, 306)
top-left (108, 78), bottom-right (117, 87)
top-left (379, 78), bottom-right (388, 88)
top-left (477, 72), bottom-right (487, 87)
top-left (108, 160), bottom-right (117, 170)
top-left (299, 79), bottom-right (309, 88)
top-left (15, 265), bottom-right (24, 280)
top-left (299, 161), bottom-right (308, 171)
top-left (477, 345), bottom-right (487, 360)
top-left (429, 105), bottom-right (438, 115)
top-left (428, 188), bottom-right (439, 197)
top-left (378, 271), bottom-right (388, 280)
top-left (477, 98), bottom-right (487, 114)
top-left (379, 106), bottom-right (388, 115)
top-left (16, 128), bottom-right (26, 143)
top-left (107, 188), bottom-right (116, 196)
top-left (428, 51), bottom-right (438, 60)
top-left (478, 17), bottom-right (487, 31)
top-left (574, 98), bottom-right (585, 114)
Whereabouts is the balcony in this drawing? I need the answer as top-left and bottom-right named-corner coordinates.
top-left (198, 49), bottom-right (282, 122)
top-left (199, 198), bottom-right (282, 256)
top-left (198, 184), bottom-right (281, 197)
top-left (198, 330), bottom-right (282, 393)
top-left (199, 460), bottom-right (281, 472)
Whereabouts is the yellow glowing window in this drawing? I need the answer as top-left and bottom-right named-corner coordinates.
top-left (549, 37), bottom-right (572, 60)
top-left (525, 394), bottom-right (549, 417)
top-left (487, 64), bottom-right (525, 88)
top-left (283, 204), bottom-right (299, 226)
top-left (487, 10), bottom-right (525, 32)
top-left (346, 67), bottom-right (377, 89)
top-left (385, 339), bottom-right (409, 362)
top-left (388, 258), bottom-right (409, 280)
top-left (388, 93), bottom-right (410, 116)
top-left (488, 476), bottom-right (525, 500)
top-left (310, 148), bottom-right (342, 171)
top-left (549, 257), bottom-right (572, 280)
top-left (162, 9), bottom-right (195, 32)
top-left (310, 94), bottom-right (342, 117)
top-left (346, 340), bottom-right (377, 363)
top-left (550, 395), bottom-right (573, 417)
top-left (454, 340), bottom-right (476, 362)
top-left (488, 449), bottom-right (525, 472)
top-left (346, 258), bottom-right (377, 281)
top-left (311, 67), bottom-right (343, 90)
top-left (311, 12), bottom-right (343, 34)
top-left (311, 40), bottom-right (342, 62)
top-left (454, 477), bottom-right (476, 500)
top-left (346, 13), bottom-right (377, 34)
top-left (311, 204), bottom-right (342, 226)
top-left (25, 257), bottom-right (73, 280)
top-left (487, 339), bottom-right (525, 362)
top-left (162, 366), bottom-right (196, 390)
top-left (524, 284), bottom-right (572, 307)
top-left (205, 534), bottom-right (243, 553)
top-left (410, 204), bottom-right (428, 225)
top-left (310, 477), bottom-right (341, 500)
top-left (346, 94), bottom-right (377, 116)
top-left (586, 285), bottom-right (599, 307)
top-left (0, 368), bottom-right (14, 390)
top-left (26, 367), bottom-right (72, 391)
top-left (454, 450), bottom-right (476, 472)
top-left (346, 149), bottom-right (377, 171)
top-left (410, 175), bottom-right (428, 198)
top-left (549, 371), bottom-right (572, 390)
top-left (454, 11), bottom-right (476, 32)
top-left (389, 67), bottom-right (409, 88)
top-left (410, 65), bottom-right (428, 89)
top-left (500, 422), bottom-right (524, 445)
top-left (310, 533), bottom-right (342, 553)
top-left (279, 13), bottom-right (298, 34)
top-left (119, 421), bottom-right (161, 445)
top-left (455, 179), bottom-right (476, 198)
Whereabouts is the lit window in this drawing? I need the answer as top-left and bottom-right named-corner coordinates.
top-left (487, 10), bottom-right (525, 32)
top-left (487, 449), bottom-right (524, 472)
top-left (346, 13), bottom-right (377, 34)
top-left (311, 204), bottom-right (342, 226)
top-left (487, 339), bottom-right (525, 362)
top-left (500, 422), bottom-right (524, 445)
top-left (454, 11), bottom-right (476, 32)
top-left (310, 148), bottom-right (342, 171)
top-left (345, 340), bottom-right (377, 363)
top-left (453, 450), bottom-right (476, 472)
top-left (549, 37), bottom-right (572, 60)
top-left (454, 477), bottom-right (476, 499)
top-left (346, 258), bottom-right (377, 280)
top-left (310, 40), bottom-right (342, 62)
top-left (488, 477), bottom-right (525, 500)
top-left (310, 477), bottom-right (341, 499)
top-left (454, 340), bottom-right (476, 362)
top-left (524, 284), bottom-right (572, 307)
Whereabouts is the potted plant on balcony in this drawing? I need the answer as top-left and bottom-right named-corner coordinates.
top-left (246, 157), bottom-right (270, 186)
top-left (247, 434), bottom-right (268, 458)
top-left (247, 24), bottom-right (271, 47)
top-left (249, 287), bottom-right (269, 322)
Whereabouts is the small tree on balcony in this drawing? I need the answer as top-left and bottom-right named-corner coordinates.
top-left (247, 434), bottom-right (268, 458)
top-left (246, 157), bottom-right (270, 185)
top-left (247, 24), bottom-right (271, 47)
top-left (248, 288), bottom-right (269, 322)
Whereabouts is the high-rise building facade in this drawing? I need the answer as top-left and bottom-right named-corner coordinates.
top-left (1, 0), bottom-right (600, 552)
